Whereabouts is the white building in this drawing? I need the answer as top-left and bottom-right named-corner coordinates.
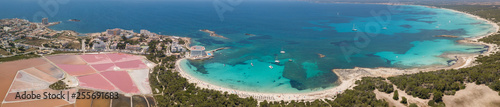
top-left (42, 18), bottom-right (48, 25)
top-left (170, 41), bottom-right (185, 53)
top-left (140, 29), bottom-right (155, 37)
top-left (92, 39), bottom-right (107, 50)
top-left (3, 27), bottom-right (11, 32)
top-left (190, 46), bottom-right (205, 57)
top-left (106, 28), bottom-right (122, 36)
top-left (126, 44), bottom-right (141, 51)
top-left (109, 43), bottom-right (118, 50)
top-left (81, 39), bottom-right (86, 52)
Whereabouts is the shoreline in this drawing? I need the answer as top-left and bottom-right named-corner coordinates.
top-left (332, 4), bottom-right (499, 100)
top-left (173, 5), bottom-right (500, 102)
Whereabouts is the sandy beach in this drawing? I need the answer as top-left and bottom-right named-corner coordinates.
top-left (175, 59), bottom-right (349, 102)
top-left (173, 5), bottom-right (500, 102)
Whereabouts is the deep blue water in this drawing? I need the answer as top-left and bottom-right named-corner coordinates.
top-left (0, 1), bottom-right (495, 93)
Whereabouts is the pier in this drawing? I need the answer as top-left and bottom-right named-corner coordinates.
top-left (188, 47), bottom-right (229, 60)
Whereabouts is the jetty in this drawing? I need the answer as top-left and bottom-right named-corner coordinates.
top-left (189, 47), bottom-right (230, 60)
top-left (45, 21), bottom-right (61, 27)
top-left (207, 47), bottom-right (230, 53)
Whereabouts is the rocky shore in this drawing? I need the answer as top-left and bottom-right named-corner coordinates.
top-left (200, 29), bottom-right (228, 39)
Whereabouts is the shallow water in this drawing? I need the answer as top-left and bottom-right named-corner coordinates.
top-left (175, 2), bottom-right (493, 93)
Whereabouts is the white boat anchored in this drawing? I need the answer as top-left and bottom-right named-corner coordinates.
top-left (269, 65), bottom-right (273, 69)
top-left (274, 56), bottom-right (280, 64)
top-left (250, 58), bottom-right (254, 66)
top-left (352, 24), bottom-right (358, 31)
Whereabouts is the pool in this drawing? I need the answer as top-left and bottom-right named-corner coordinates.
top-left (207, 53), bottom-right (212, 56)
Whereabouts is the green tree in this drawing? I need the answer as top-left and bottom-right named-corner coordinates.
top-left (18, 47), bottom-right (25, 51)
top-left (401, 97), bottom-right (407, 104)
top-left (393, 90), bottom-right (399, 100)
top-left (178, 39), bottom-right (185, 44)
top-left (428, 100), bottom-right (435, 106)
top-left (433, 91), bottom-right (443, 103)
top-left (409, 103), bottom-right (418, 107)
top-left (121, 35), bottom-right (127, 41)
top-left (8, 43), bottom-right (14, 47)
top-left (260, 100), bottom-right (269, 107)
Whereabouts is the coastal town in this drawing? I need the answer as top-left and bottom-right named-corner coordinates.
top-left (0, 18), bottom-right (217, 60)
top-left (0, 18), bottom-right (220, 106)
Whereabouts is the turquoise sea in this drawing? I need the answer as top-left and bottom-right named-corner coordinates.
top-left (0, 1), bottom-right (496, 93)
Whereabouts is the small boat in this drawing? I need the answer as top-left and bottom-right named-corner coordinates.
top-left (382, 27), bottom-right (387, 30)
top-left (280, 51), bottom-right (285, 54)
top-left (289, 59), bottom-right (293, 62)
top-left (251, 58), bottom-right (254, 66)
top-left (274, 56), bottom-right (280, 64)
top-left (352, 24), bottom-right (358, 31)
top-left (269, 65), bottom-right (273, 69)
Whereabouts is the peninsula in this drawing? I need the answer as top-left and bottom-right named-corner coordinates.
top-left (200, 29), bottom-right (228, 39)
